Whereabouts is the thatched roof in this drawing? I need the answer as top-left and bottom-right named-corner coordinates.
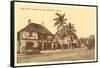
top-left (17, 23), bottom-right (53, 40)
top-left (55, 29), bottom-right (78, 39)
top-left (18, 23), bottom-right (53, 35)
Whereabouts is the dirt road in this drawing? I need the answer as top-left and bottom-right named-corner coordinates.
top-left (17, 48), bottom-right (95, 63)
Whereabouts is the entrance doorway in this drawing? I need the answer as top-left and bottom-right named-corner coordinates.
top-left (25, 42), bottom-right (33, 50)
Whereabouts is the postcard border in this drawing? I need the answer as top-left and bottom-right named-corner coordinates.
top-left (10, 1), bottom-right (98, 67)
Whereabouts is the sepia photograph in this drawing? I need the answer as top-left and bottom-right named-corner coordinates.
top-left (11, 1), bottom-right (98, 67)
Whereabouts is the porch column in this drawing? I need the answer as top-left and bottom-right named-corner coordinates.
top-left (20, 40), bottom-right (25, 53)
top-left (68, 42), bottom-right (70, 49)
top-left (55, 43), bottom-right (57, 50)
top-left (51, 42), bottom-right (54, 50)
top-left (71, 42), bottom-right (73, 48)
top-left (42, 41), bottom-right (44, 50)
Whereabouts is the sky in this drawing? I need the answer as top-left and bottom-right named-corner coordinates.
top-left (15, 2), bottom-right (96, 38)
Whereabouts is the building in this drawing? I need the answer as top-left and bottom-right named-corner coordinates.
top-left (52, 29), bottom-right (78, 49)
top-left (17, 20), bottom-right (78, 54)
top-left (17, 19), bottom-right (53, 54)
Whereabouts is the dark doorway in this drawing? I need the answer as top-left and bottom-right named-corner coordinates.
top-left (25, 42), bottom-right (33, 50)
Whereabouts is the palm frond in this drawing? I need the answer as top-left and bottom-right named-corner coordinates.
top-left (57, 24), bottom-right (63, 30)
top-left (54, 22), bottom-right (59, 27)
top-left (62, 13), bottom-right (65, 19)
top-left (63, 19), bottom-right (67, 21)
top-left (68, 23), bottom-right (71, 28)
top-left (56, 13), bottom-right (62, 17)
top-left (72, 24), bottom-right (74, 26)
top-left (62, 22), bottom-right (67, 24)
top-left (73, 29), bottom-right (76, 32)
top-left (53, 18), bottom-right (60, 21)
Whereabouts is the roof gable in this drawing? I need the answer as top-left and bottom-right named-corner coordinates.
top-left (55, 29), bottom-right (78, 39)
top-left (18, 23), bottom-right (53, 35)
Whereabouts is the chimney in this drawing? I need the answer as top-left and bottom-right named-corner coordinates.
top-left (41, 21), bottom-right (44, 26)
top-left (28, 19), bottom-right (31, 25)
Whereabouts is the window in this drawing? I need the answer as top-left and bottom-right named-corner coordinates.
top-left (29, 31), bottom-right (32, 37)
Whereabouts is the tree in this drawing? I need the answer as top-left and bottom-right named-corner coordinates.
top-left (79, 35), bottom-right (95, 49)
top-left (66, 22), bottom-right (76, 42)
top-left (65, 23), bottom-right (77, 48)
top-left (53, 13), bottom-right (67, 30)
top-left (68, 22), bottom-right (76, 33)
top-left (53, 13), bottom-right (68, 39)
top-left (88, 35), bottom-right (95, 49)
top-left (53, 13), bottom-right (67, 49)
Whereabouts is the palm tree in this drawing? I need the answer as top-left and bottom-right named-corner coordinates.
top-left (64, 22), bottom-right (76, 42)
top-left (68, 22), bottom-right (76, 33)
top-left (53, 13), bottom-right (67, 49)
top-left (67, 22), bottom-right (77, 48)
top-left (53, 13), bottom-right (67, 30)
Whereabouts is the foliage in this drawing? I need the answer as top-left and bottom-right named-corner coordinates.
top-left (67, 22), bottom-right (76, 33)
top-left (79, 35), bottom-right (95, 49)
top-left (53, 13), bottom-right (77, 40)
top-left (53, 13), bottom-right (67, 30)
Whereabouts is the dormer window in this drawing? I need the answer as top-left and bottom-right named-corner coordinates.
top-left (26, 31), bottom-right (29, 37)
top-left (29, 31), bottom-right (33, 37)
top-left (34, 32), bottom-right (38, 39)
top-left (32, 32), bottom-right (35, 37)
top-left (26, 32), bottom-right (38, 39)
